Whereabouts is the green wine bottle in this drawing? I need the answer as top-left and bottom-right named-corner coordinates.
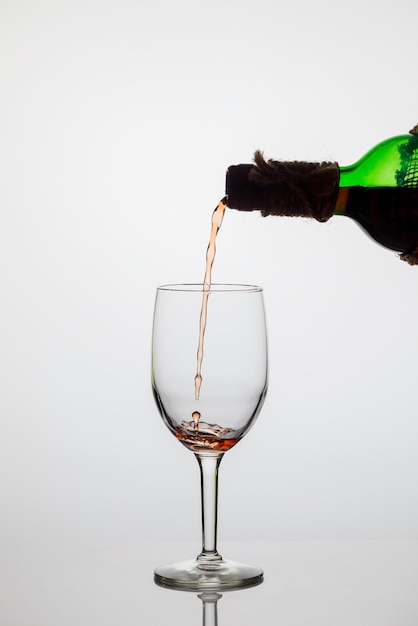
top-left (225, 126), bottom-right (418, 264)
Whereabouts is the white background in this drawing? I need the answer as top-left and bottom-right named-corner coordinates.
top-left (1, 0), bottom-right (417, 547)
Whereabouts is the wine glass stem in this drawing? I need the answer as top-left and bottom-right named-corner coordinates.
top-left (195, 453), bottom-right (223, 562)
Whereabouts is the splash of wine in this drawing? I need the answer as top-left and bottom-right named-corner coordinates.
top-left (192, 411), bottom-right (201, 434)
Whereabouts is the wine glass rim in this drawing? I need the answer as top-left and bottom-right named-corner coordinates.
top-left (156, 283), bottom-right (263, 293)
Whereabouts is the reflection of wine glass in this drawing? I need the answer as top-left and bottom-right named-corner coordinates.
top-left (154, 585), bottom-right (261, 626)
top-left (198, 592), bottom-right (222, 626)
top-left (152, 284), bottom-right (268, 590)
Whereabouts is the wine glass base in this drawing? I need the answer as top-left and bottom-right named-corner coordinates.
top-left (154, 558), bottom-right (263, 591)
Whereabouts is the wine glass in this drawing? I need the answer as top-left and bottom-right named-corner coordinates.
top-left (151, 283), bottom-right (268, 590)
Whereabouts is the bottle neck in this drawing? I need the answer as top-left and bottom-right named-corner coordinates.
top-left (334, 187), bottom-right (350, 215)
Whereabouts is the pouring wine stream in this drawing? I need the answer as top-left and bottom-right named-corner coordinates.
top-left (194, 197), bottom-right (227, 406)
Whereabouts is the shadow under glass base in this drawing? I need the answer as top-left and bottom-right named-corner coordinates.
top-left (154, 557), bottom-right (263, 591)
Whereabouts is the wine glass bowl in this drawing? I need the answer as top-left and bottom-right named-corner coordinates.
top-left (151, 283), bottom-right (268, 590)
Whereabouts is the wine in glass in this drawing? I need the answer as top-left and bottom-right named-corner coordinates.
top-left (151, 283), bottom-right (268, 590)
